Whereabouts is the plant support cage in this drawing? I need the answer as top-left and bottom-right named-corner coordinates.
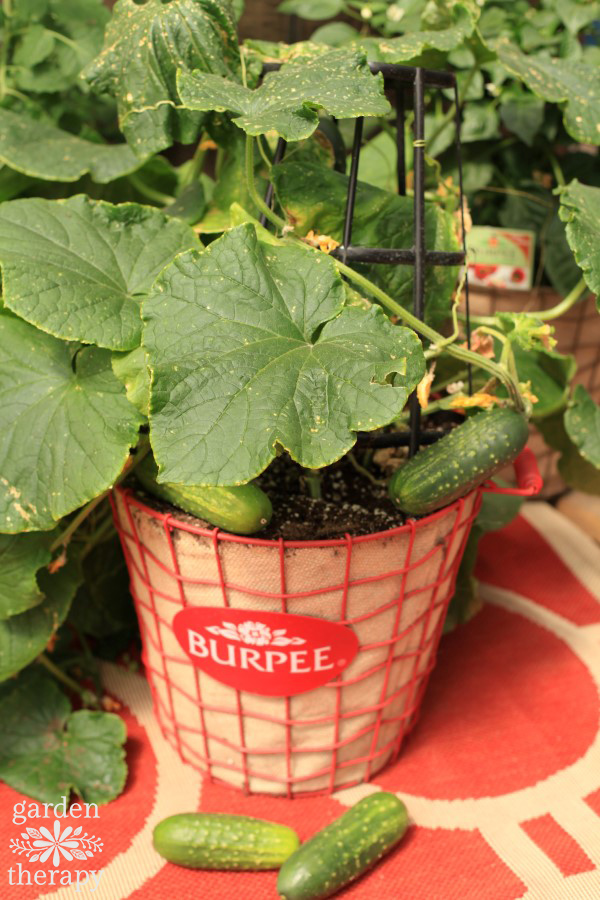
top-left (260, 61), bottom-right (474, 455)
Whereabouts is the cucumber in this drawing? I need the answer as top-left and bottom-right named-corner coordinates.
top-left (135, 455), bottom-right (272, 535)
top-left (277, 793), bottom-right (408, 900)
top-left (153, 812), bottom-right (299, 870)
top-left (389, 407), bottom-right (528, 516)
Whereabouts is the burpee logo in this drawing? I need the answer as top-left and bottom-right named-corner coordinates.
top-left (173, 607), bottom-right (359, 696)
top-left (9, 797), bottom-right (104, 892)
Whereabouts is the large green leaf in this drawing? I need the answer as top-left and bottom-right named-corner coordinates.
top-left (0, 109), bottom-right (142, 184)
top-left (558, 180), bottom-right (600, 296)
top-left (0, 317), bottom-right (143, 533)
top-left (537, 412), bottom-right (600, 494)
top-left (178, 49), bottom-right (391, 141)
top-left (144, 224), bottom-right (425, 486)
top-left (83, 0), bottom-right (240, 157)
top-left (0, 195), bottom-right (198, 351)
top-left (354, 3), bottom-right (477, 63)
top-left (0, 561), bottom-right (80, 682)
top-left (564, 385), bottom-right (600, 468)
top-left (271, 159), bottom-right (459, 329)
top-left (494, 38), bottom-right (600, 145)
top-left (0, 533), bottom-right (51, 619)
top-left (0, 669), bottom-right (126, 804)
top-left (11, 0), bottom-right (109, 94)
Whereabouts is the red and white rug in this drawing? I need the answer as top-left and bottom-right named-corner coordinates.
top-left (2, 502), bottom-right (600, 899)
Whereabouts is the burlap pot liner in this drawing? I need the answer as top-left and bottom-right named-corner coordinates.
top-left (466, 287), bottom-right (600, 497)
top-left (112, 486), bottom-right (482, 796)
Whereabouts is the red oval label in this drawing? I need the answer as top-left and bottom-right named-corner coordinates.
top-left (172, 607), bottom-right (359, 697)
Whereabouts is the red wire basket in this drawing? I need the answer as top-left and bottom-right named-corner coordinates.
top-left (111, 449), bottom-right (541, 797)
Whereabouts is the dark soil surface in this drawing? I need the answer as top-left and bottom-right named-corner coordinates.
top-left (255, 454), bottom-right (403, 540)
top-left (131, 452), bottom-right (406, 541)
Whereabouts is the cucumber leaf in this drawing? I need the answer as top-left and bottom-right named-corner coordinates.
top-left (144, 224), bottom-right (425, 486)
top-left (558, 180), bottom-right (600, 297)
top-left (83, 0), bottom-right (240, 157)
top-left (0, 195), bottom-right (198, 351)
top-left (271, 159), bottom-right (459, 329)
top-left (537, 412), bottom-right (600, 494)
top-left (0, 561), bottom-right (80, 682)
top-left (0, 668), bottom-right (126, 804)
top-left (354, 3), bottom-right (477, 63)
top-left (0, 109), bottom-right (143, 183)
top-left (277, 0), bottom-right (344, 19)
top-left (494, 38), bottom-right (600, 145)
top-left (0, 533), bottom-right (52, 620)
top-left (0, 317), bottom-right (143, 533)
top-left (177, 49), bottom-right (391, 142)
top-left (564, 385), bottom-right (600, 468)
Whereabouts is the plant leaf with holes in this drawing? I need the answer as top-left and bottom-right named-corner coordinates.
top-left (0, 533), bottom-right (52, 620)
top-left (494, 39), bottom-right (600, 145)
top-left (0, 109), bottom-right (143, 184)
top-left (0, 668), bottom-right (126, 803)
top-left (0, 561), bottom-right (81, 682)
top-left (558, 180), bottom-right (600, 297)
top-left (271, 159), bottom-right (459, 329)
top-left (83, 0), bottom-right (240, 157)
top-left (178, 50), bottom-right (390, 142)
top-left (564, 386), bottom-right (600, 467)
top-left (0, 316), bottom-right (143, 533)
top-left (0, 196), bottom-right (198, 350)
top-left (144, 224), bottom-right (425, 486)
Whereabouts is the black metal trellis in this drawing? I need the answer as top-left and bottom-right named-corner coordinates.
top-left (259, 62), bottom-right (473, 455)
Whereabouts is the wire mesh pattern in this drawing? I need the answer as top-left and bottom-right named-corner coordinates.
top-left (111, 485), bottom-right (483, 796)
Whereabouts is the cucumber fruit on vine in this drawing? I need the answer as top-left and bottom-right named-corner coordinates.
top-left (153, 812), bottom-right (299, 869)
top-left (389, 407), bottom-right (529, 516)
top-left (135, 456), bottom-right (272, 535)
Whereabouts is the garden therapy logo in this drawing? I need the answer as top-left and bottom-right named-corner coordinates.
top-left (8, 797), bottom-right (104, 892)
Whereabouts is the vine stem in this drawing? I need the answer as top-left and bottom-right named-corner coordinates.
top-left (332, 257), bottom-right (526, 411)
top-left (537, 277), bottom-right (587, 321)
top-left (49, 438), bottom-right (150, 555)
top-left (245, 135), bottom-right (287, 229)
top-left (38, 653), bottom-right (99, 707)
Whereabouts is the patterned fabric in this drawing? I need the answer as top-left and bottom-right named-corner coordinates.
top-left (1, 502), bottom-right (599, 899)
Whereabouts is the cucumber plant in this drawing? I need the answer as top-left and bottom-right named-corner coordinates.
top-left (0, 0), bottom-right (599, 808)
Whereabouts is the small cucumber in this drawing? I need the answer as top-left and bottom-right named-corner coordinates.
top-left (277, 793), bottom-right (408, 900)
top-left (389, 407), bottom-right (528, 516)
top-left (153, 812), bottom-right (299, 870)
top-left (135, 455), bottom-right (272, 534)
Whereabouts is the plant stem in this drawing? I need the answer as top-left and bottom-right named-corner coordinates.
top-left (49, 438), bottom-right (150, 555)
top-left (256, 134), bottom-right (273, 171)
top-left (347, 452), bottom-right (386, 487)
top-left (332, 257), bottom-right (526, 411)
top-left (245, 135), bottom-right (287, 230)
top-left (128, 173), bottom-right (174, 206)
top-left (304, 469), bottom-right (322, 499)
top-left (38, 653), bottom-right (99, 707)
top-left (49, 493), bottom-right (108, 555)
top-left (79, 515), bottom-right (116, 562)
top-left (538, 277), bottom-right (588, 321)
